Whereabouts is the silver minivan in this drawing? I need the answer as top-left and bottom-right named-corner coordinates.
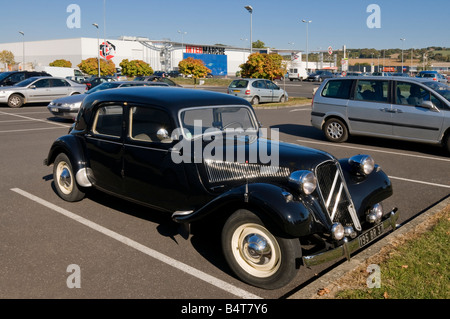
top-left (311, 76), bottom-right (450, 152)
top-left (227, 78), bottom-right (288, 105)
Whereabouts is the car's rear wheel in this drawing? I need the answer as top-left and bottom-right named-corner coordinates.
top-left (53, 153), bottom-right (85, 202)
top-left (323, 118), bottom-right (348, 143)
top-left (222, 209), bottom-right (301, 289)
top-left (250, 96), bottom-right (259, 105)
top-left (8, 94), bottom-right (24, 108)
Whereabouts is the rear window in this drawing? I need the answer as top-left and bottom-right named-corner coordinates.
top-left (321, 79), bottom-right (353, 99)
top-left (229, 80), bottom-right (248, 88)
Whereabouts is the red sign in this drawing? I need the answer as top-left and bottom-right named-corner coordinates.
top-left (100, 41), bottom-right (116, 60)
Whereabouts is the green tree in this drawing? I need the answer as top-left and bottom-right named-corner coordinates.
top-left (77, 58), bottom-right (116, 76)
top-left (178, 57), bottom-right (211, 86)
top-left (240, 53), bottom-right (285, 80)
top-left (0, 50), bottom-right (15, 70)
top-left (49, 59), bottom-right (72, 68)
top-left (252, 40), bottom-right (265, 49)
top-left (119, 59), bottom-right (153, 76)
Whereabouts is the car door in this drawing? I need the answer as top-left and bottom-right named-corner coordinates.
top-left (266, 80), bottom-right (281, 102)
top-left (392, 81), bottom-right (444, 142)
top-left (84, 104), bottom-right (125, 194)
top-left (253, 80), bottom-right (271, 102)
top-left (123, 105), bottom-right (187, 211)
top-left (48, 79), bottom-right (72, 100)
top-left (347, 79), bottom-right (393, 136)
top-left (27, 78), bottom-right (51, 102)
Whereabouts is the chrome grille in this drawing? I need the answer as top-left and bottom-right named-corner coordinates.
top-left (316, 161), bottom-right (361, 230)
top-left (204, 159), bottom-right (290, 183)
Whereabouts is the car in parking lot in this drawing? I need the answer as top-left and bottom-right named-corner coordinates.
top-left (306, 70), bottom-right (336, 82)
top-left (227, 78), bottom-right (288, 105)
top-left (47, 80), bottom-right (169, 120)
top-left (311, 76), bottom-right (450, 152)
top-left (416, 71), bottom-right (447, 83)
top-left (133, 75), bottom-right (181, 87)
top-left (44, 86), bottom-right (399, 289)
top-left (0, 71), bottom-right (51, 87)
top-left (0, 76), bottom-right (87, 108)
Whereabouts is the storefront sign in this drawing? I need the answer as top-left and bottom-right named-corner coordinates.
top-left (185, 45), bottom-right (225, 55)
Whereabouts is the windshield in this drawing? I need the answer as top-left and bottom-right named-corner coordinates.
top-left (422, 81), bottom-right (450, 102)
top-left (179, 106), bottom-right (258, 139)
top-left (0, 72), bottom-right (13, 81)
top-left (86, 82), bottom-right (121, 94)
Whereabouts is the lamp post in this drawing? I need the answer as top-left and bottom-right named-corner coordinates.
top-left (244, 5), bottom-right (253, 54)
top-left (178, 30), bottom-right (187, 55)
top-left (18, 31), bottom-right (25, 71)
top-left (92, 23), bottom-right (100, 77)
top-left (400, 38), bottom-right (406, 73)
top-left (302, 19), bottom-right (311, 73)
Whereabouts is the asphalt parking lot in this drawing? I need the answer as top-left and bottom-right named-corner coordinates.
top-left (0, 101), bottom-right (449, 301)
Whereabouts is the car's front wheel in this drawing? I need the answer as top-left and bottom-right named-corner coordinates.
top-left (53, 153), bottom-right (85, 202)
top-left (8, 94), bottom-right (24, 108)
top-left (222, 209), bottom-right (301, 289)
top-left (323, 118), bottom-right (348, 143)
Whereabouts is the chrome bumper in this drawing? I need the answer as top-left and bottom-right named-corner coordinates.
top-left (302, 208), bottom-right (399, 267)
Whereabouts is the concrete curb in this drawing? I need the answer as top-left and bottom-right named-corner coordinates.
top-left (288, 195), bottom-right (450, 299)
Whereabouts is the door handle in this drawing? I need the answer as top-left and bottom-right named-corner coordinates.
top-left (393, 109), bottom-right (403, 113)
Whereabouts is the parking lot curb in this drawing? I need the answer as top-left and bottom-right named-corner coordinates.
top-left (288, 195), bottom-right (450, 299)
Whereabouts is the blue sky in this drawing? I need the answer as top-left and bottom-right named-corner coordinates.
top-left (1, 0), bottom-right (449, 51)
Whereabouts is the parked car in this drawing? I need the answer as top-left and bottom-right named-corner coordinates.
top-left (311, 76), bottom-right (450, 152)
top-left (0, 76), bottom-right (86, 108)
top-left (153, 71), bottom-right (169, 77)
top-left (133, 75), bottom-right (181, 87)
top-left (0, 71), bottom-right (51, 87)
top-left (47, 81), bottom-right (169, 120)
top-left (66, 75), bottom-right (90, 84)
top-left (167, 70), bottom-right (182, 78)
top-left (82, 76), bottom-right (115, 89)
top-left (227, 78), bottom-right (288, 105)
top-left (306, 70), bottom-right (336, 82)
top-left (44, 86), bottom-right (398, 289)
top-left (416, 71), bottom-right (447, 83)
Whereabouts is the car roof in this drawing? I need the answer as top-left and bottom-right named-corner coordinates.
top-left (81, 86), bottom-right (252, 117)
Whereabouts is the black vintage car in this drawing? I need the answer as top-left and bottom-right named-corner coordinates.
top-left (44, 87), bottom-right (399, 289)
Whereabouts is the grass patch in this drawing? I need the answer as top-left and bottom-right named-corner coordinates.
top-left (252, 97), bottom-right (311, 108)
top-left (172, 77), bottom-right (233, 86)
top-left (333, 205), bottom-right (450, 299)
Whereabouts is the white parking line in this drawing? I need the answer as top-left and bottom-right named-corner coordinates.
top-left (0, 110), bottom-right (70, 128)
top-left (388, 176), bottom-right (450, 189)
top-left (296, 139), bottom-right (450, 163)
top-left (10, 188), bottom-right (262, 299)
top-left (0, 127), bottom-right (68, 133)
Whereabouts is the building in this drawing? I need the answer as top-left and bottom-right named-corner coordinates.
top-left (0, 37), bottom-right (255, 76)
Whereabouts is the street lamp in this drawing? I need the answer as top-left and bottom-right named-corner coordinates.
top-left (302, 19), bottom-right (311, 73)
top-left (178, 30), bottom-right (187, 54)
top-left (400, 38), bottom-right (406, 73)
top-left (18, 31), bottom-right (25, 71)
top-left (92, 23), bottom-right (100, 77)
top-left (244, 5), bottom-right (253, 54)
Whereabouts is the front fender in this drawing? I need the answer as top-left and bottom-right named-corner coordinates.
top-left (172, 183), bottom-right (315, 238)
top-left (44, 134), bottom-right (92, 187)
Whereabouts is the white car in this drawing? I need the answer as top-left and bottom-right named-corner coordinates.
top-left (0, 76), bottom-right (87, 108)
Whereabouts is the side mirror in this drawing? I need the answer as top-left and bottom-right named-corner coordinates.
top-left (420, 100), bottom-right (438, 112)
top-left (29, 85), bottom-right (36, 89)
top-left (156, 128), bottom-right (172, 143)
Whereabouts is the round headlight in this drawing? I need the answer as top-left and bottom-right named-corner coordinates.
top-left (288, 170), bottom-right (317, 195)
top-left (331, 223), bottom-right (345, 240)
top-left (349, 155), bottom-right (375, 175)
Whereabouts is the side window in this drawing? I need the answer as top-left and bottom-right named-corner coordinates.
top-left (130, 106), bottom-right (172, 143)
top-left (396, 82), bottom-right (430, 106)
top-left (51, 79), bottom-right (69, 87)
top-left (355, 80), bottom-right (388, 102)
top-left (10, 73), bottom-right (25, 83)
top-left (431, 94), bottom-right (444, 110)
top-left (321, 80), bottom-right (353, 99)
top-left (34, 79), bottom-right (50, 88)
top-left (93, 105), bottom-right (123, 137)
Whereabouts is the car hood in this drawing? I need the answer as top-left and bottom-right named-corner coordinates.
top-left (50, 93), bottom-right (86, 104)
top-left (192, 136), bottom-right (335, 185)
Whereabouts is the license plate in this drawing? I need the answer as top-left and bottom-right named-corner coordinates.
top-left (51, 108), bottom-right (59, 112)
top-left (233, 90), bottom-right (240, 93)
top-left (358, 223), bottom-right (384, 247)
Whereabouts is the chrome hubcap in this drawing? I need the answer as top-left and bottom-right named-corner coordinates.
top-left (231, 223), bottom-right (281, 278)
top-left (56, 162), bottom-right (73, 195)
